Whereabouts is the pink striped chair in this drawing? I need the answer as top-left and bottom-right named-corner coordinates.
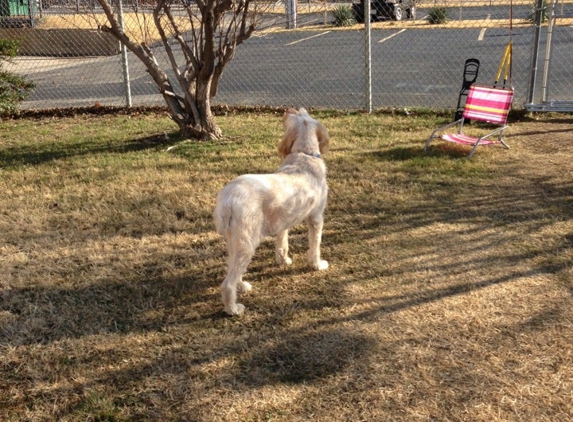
top-left (425, 85), bottom-right (514, 158)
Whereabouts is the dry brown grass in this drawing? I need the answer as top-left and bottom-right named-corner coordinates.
top-left (0, 109), bottom-right (572, 421)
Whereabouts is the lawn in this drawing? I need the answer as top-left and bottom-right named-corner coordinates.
top-left (0, 108), bottom-right (572, 421)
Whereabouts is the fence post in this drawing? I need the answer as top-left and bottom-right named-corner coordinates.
top-left (541, 0), bottom-right (557, 102)
top-left (365, 0), bottom-right (372, 113)
top-left (28, 0), bottom-right (36, 26)
top-left (526, 0), bottom-right (545, 105)
top-left (286, 0), bottom-right (297, 29)
top-left (118, 0), bottom-right (132, 107)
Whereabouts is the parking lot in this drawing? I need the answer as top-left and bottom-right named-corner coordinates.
top-left (7, 3), bottom-right (573, 110)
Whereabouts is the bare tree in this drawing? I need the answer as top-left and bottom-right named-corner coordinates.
top-left (95, 0), bottom-right (267, 140)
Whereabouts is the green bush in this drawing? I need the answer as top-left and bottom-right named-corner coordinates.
top-left (0, 38), bottom-right (35, 115)
top-left (526, 0), bottom-right (548, 23)
top-left (332, 5), bottom-right (356, 27)
top-left (427, 6), bottom-right (448, 24)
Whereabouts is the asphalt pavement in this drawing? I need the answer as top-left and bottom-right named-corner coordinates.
top-left (9, 4), bottom-right (573, 110)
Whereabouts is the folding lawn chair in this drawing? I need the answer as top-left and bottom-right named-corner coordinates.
top-left (424, 84), bottom-right (514, 158)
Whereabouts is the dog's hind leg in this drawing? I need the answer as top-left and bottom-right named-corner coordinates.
top-left (306, 216), bottom-right (329, 271)
top-left (275, 230), bottom-right (292, 266)
top-left (221, 236), bottom-right (256, 316)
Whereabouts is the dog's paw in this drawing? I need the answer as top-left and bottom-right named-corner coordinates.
top-left (276, 249), bottom-right (293, 266)
top-left (310, 259), bottom-right (329, 271)
top-left (237, 281), bottom-right (252, 294)
top-left (277, 256), bottom-right (293, 266)
top-left (225, 303), bottom-right (246, 316)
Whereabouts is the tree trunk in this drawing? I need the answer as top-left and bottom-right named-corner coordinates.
top-left (95, 0), bottom-right (258, 141)
top-left (167, 68), bottom-right (222, 140)
top-left (151, 68), bottom-right (222, 141)
top-left (176, 111), bottom-right (222, 140)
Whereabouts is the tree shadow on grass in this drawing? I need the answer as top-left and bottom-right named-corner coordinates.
top-left (0, 133), bottom-right (180, 168)
top-left (0, 232), bottom-right (330, 347)
top-left (369, 145), bottom-right (493, 161)
top-left (0, 272), bottom-right (217, 347)
top-left (237, 328), bottom-right (374, 385)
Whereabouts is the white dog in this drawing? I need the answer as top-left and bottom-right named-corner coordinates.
top-left (214, 108), bottom-right (330, 315)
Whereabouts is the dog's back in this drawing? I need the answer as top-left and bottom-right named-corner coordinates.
top-left (214, 175), bottom-right (270, 245)
top-left (214, 168), bottom-right (326, 242)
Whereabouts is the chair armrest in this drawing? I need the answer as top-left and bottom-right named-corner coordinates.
top-left (477, 125), bottom-right (508, 141)
top-left (428, 118), bottom-right (464, 139)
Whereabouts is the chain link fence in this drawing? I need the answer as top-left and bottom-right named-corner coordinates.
top-left (526, 0), bottom-right (573, 111)
top-left (2, 0), bottom-right (573, 111)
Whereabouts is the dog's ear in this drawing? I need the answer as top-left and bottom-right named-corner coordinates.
top-left (279, 109), bottom-right (300, 158)
top-left (283, 108), bottom-right (298, 123)
top-left (316, 122), bottom-right (330, 155)
top-left (278, 123), bottom-right (297, 158)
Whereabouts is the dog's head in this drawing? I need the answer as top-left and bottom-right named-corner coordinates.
top-left (278, 108), bottom-right (330, 159)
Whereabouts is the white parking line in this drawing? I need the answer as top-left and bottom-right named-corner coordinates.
top-left (478, 14), bottom-right (491, 41)
top-left (378, 29), bottom-right (407, 43)
top-left (286, 31), bottom-right (331, 46)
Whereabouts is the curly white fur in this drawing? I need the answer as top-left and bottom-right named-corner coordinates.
top-left (214, 108), bottom-right (330, 315)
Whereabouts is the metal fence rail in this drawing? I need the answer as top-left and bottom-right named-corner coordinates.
top-left (2, 0), bottom-right (572, 112)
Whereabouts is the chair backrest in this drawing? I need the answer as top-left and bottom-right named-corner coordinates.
top-left (462, 84), bottom-right (514, 124)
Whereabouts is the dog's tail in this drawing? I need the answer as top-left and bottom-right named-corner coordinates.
top-left (214, 191), bottom-right (233, 240)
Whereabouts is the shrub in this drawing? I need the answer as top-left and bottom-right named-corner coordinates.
top-left (332, 5), bottom-right (356, 27)
top-left (427, 6), bottom-right (448, 24)
top-left (0, 38), bottom-right (35, 115)
top-left (526, 0), bottom-right (548, 23)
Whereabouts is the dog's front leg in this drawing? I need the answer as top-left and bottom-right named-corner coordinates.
top-left (275, 230), bottom-right (293, 266)
top-left (306, 217), bottom-right (328, 270)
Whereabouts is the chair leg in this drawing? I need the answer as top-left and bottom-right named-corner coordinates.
top-left (425, 119), bottom-right (464, 152)
top-left (499, 130), bottom-right (510, 149)
top-left (424, 136), bottom-right (434, 151)
top-left (424, 131), bottom-right (439, 151)
top-left (468, 142), bottom-right (480, 158)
